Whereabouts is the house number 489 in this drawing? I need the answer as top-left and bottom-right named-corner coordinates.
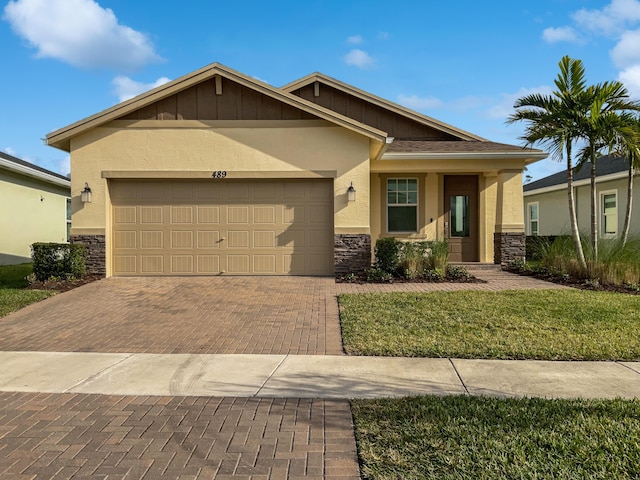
top-left (212, 171), bottom-right (227, 178)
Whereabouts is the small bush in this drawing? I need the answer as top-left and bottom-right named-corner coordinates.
top-left (429, 240), bottom-right (449, 271)
top-left (445, 264), bottom-right (473, 281)
top-left (423, 269), bottom-right (444, 281)
top-left (506, 258), bottom-right (527, 273)
top-left (374, 238), bottom-right (400, 274)
top-left (31, 243), bottom-right (87, 282)
top-left (365, 267), bottom-right (394, 283)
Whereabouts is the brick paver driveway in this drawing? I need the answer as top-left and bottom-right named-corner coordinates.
top-left (0, 276), bottom-right (343, 355)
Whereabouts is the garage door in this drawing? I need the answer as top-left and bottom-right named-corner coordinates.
top-left (110, 179), bottom-right (334, 276)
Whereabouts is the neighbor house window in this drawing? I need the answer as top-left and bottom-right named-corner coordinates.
top-left (66, 198), bottom-right (72, 242)
top-left (387, 178), bottom-right (418, 232)
top-left (601, 191), bottom-right (617, 236)
top-left (528, 202), bottom-right (539, 236)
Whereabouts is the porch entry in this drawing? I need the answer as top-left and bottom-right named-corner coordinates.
top-left (444, 175), bottom-right (479, 262)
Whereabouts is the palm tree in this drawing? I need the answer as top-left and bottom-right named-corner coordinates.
top-left (508, 56), bottom-right (588, 270)
top-left (574, 83), bottom-right (640, 259)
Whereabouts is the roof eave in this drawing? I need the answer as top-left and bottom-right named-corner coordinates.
top-left (381, 151), bottom-right (549, 161)
top-left (0, 157), bottom-right (70, 188)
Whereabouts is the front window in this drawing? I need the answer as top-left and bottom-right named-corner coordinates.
top-left (528, 202), bottom-right (539, 236)
top-left (601, 192), bottom-right (617, 236)
top-left (387, 178), bottom-right (418, 233)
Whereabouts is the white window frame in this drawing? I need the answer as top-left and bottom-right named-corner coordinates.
top-left (527, 202), bottom-right (539, 236)
top-left (600, 190), bottom-right (618, 237)
top-left (386, 177), bottom-right (419, 234)
top-left (66, 198), bottom-right (72, 242)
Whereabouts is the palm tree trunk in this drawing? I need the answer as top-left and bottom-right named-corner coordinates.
top-left (622, 162), bottom-right (634, 246)
top-left (590, 156), bottom-right (598, 264)
top-left (566, 144), bottom-right (587, 270)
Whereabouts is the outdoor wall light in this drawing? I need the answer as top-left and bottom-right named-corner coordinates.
top-left (347, 182), bottom-right (356, 202)
top-left (81, 182), bottom-right (92, 203)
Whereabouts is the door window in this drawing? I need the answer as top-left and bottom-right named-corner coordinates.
top-left (450, 195), bottom-right (470, 237)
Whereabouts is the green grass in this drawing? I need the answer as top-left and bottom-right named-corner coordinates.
top-left (352, 395), bottom-right (640, 480)
top-left (0, 263), bottom-right (54, 317)
top-left (339, 290), bottom-right (640, 360)
top-left (0, 263), bottom-right (33, 288)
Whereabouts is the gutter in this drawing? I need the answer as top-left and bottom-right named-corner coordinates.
top-left (0, 157), bottom-right (70, 188)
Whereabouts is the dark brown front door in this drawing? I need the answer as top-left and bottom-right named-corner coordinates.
top-left (444, 175), bottom-right (479, 262)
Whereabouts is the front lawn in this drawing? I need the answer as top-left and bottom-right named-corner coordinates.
top-left (339, 290), bottom-right (640, 360)
top-left (352, 395), bottom-right (640, 480)
top-left (0, 263), bottom-right (54, 317)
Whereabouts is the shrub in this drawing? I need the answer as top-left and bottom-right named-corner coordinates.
top-left (31, 243), bottom-right (87, 282)
top-left (423, 269), bottom-right (444, 281)
top-left (398, 241), bottom-right (430, 279)
top-left (429, 240), bottom-right (449, 271)
top-left (445, 264), bottom-right (473, 281)
top-left (374, 238), bottom-right (400, 274)
top-left (365, 267), bottom-right (394, 283)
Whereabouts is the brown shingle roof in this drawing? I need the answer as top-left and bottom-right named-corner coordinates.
top-left (387, 139), bottom-right (537, 154)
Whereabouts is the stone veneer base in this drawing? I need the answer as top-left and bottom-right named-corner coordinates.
top-left (494, 232), bottom-right (526, 268)
top-left (334, 234), bottom-right (371, 275)
top-left (71, 235), bottom-right (106, 277)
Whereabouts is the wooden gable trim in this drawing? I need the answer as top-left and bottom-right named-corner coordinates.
top-left (46, 64), bottom-right (388, 152)
top-left (282, 73), bottom-right (485, 142)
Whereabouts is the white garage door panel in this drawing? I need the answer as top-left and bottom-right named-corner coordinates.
top-left (110, 179), bottom-right (334, 276)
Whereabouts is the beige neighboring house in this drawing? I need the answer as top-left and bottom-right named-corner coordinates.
top-left (523, 156), bottom-right (640, 238)
top-left (45, 63), bottom-right (546, 277)
top-left (0, 151), bottom-right (71, 265)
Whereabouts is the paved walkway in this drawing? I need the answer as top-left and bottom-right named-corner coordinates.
top-left (0, 270), bottom-right (600, 479)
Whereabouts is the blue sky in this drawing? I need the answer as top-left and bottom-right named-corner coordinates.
top-left (2, 0), bottom-right (640, 181)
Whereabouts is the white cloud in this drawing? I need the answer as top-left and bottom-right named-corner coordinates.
top-left (618, 65), bottom-right (640, 98)
top-left (397, 94), bottom-right (443, 111)
top-left (486, 85), bottom-right (554, 120)
top-left (611, 29), bottom-right (640, 67)
top-left (346, 35), bottom-right (363, 45)
top-left (112, 76), bottom-right (171, 102)
top-left (542, 26), bottom-right (581, 43)
top-left (3, 0), bottom-right (161, 71)
top-left (572, 0), bottom-right (640, 36)
top-left (3, 147), bottom-right (18, 157)
top-left (344, 49), bottom-right (375, 69)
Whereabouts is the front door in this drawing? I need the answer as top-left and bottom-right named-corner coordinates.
top-left (444, 175), bottom-right (479, 262)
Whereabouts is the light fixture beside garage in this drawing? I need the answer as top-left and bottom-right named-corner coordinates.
top-left (81, 182), bottom-right (92, 203)
top-left (347, 182), bottom-right (356, 202)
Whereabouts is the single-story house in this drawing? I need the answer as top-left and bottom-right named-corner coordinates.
top-left (0, 151), bottom-right (71, 265)
top-left (523, 156), bottom-right (639, 238)
top-left (45, 63), bottom-right (546, 277)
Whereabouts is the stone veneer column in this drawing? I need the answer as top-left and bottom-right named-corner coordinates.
top-left (334, 234), bottom-right (371, 275)
top-left (71, 235), bottom-right (106, 277)
top-left (494, 232), bottom-right (526, 267)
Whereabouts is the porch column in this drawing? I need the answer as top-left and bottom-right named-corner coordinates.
top-left (494, 169), bottom-right (526, 267)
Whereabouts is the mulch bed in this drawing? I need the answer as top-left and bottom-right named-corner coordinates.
top-left (26, 275), bottom-right (103, 292)
top-left (510, 269), bottom-right (639, 295)
top-left (335, 274), bottom-right (486, 285)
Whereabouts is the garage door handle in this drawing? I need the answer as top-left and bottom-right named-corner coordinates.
top-left (220, 237), bottom-right (225, 241)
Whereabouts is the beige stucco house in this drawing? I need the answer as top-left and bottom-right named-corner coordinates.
top-left (0, 151), bottom-right (71, 265)
top-left (45, 63), bottom-right (546, 277)
top-left (524, 156), bottom-right (639, 238)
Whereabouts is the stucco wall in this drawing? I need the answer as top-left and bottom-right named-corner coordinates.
top-left (69, 120), bottom-right (372, 237)
top-left (525, 174), bottom-right (640, 237)
top-left (0, 169), bottom-right (69, 264)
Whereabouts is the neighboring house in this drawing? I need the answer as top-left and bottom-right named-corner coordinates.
top-left (0, 151), bottom-right (71, 265)
top-left (45, 63), bottom-right (546, 277)
top-left (523, 156), bottom-right (640, 238)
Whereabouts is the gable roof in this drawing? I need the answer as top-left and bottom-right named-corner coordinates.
top-left (282, 72), bottom-right (546, 161)
top-left (0, 151), bottom-right (70, 188)
top-left (524, 156), bottom-right (631, 193)
top-left (282, 72), bottom-right (484, 142)
top-left (46, 63), bottom-right (388, 152)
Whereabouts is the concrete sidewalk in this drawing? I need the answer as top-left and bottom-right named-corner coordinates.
top-left (2, 351), bottom-right (639, 399)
